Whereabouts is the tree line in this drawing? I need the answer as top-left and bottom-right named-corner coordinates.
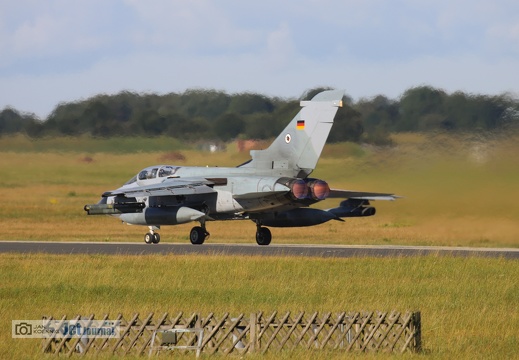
top-left (1, 86), bottom-right (517, 145)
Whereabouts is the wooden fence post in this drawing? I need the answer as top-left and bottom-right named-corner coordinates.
top-left (249, 312), bottom-right (257, 353)
top-left (411, 311), bottom-right (422, 352)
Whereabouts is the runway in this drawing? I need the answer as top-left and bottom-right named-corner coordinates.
top-left (0, 241), bottom-right (518, 259)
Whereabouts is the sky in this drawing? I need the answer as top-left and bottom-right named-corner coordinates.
top-left (1, 0), bottom-right (519, 118)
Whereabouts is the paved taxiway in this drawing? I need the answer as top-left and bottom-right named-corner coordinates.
top-left (0, 241), bottom-right (518, 259)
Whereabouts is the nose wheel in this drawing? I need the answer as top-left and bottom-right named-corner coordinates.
top-left (144, 227), bottom-right (160, 244)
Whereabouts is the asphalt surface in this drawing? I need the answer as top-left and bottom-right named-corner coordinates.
top-left (0, 241), bottom-right (518, 259)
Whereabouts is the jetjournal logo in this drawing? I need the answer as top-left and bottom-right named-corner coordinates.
top-left (12, 320), bottom-right (121, 339)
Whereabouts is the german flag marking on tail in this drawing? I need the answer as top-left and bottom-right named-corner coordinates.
top-left (296, 120), bottom-right (305, 130)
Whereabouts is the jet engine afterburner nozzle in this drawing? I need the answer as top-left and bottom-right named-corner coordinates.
top-left (307, 179), bottom-right (330, 200)
top-left (288, 179), bottom-right (309, 200)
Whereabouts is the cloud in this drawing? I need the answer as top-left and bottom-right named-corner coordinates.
top-left (123, 0), bottom-right (260, 53)
top-left (11, 14), bottom-right (57, 54)
top-left (1, 0), bottom-right (519, 117)
top-left (265, 23), bottom-right (296, 69)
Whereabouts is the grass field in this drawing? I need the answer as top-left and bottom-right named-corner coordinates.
top-left (0, 133), bottom-right (517, 246)
top-left (1, 253), bottom-right (518, 359)
top-left (1, 133), bottom-right (518, 359)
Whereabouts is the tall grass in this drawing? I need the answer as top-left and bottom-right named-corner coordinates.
top-left (0, 253), bottom-right (517, 359)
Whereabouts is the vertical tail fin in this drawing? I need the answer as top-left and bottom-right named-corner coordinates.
top-left (241, 89), bottom-right (344, 177)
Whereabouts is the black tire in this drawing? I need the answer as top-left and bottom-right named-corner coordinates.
top-left (152, 233), bottom-right (160, 244)
top-left (256, 227), bottom-right (272, 246)
top-left (144, 233), bottom-right (153, 244)
top-left (190, 226), bottom-right (206, 245)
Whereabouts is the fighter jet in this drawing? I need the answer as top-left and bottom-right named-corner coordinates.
top-left (84, 89), bottom-right (398, 245)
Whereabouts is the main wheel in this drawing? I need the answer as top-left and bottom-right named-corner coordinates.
top-left (144, 233), bottom-right (153, 244)
top-left (152, 233), bottom-right (160, 244)
top-left (256, 227), bottom-right (272, 246)
top-left (190, 226), bottom-right (206, 245)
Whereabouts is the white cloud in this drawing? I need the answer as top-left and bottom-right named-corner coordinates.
top-left (11, 14), bottom-right (56, 54)
top-left (1, 1), bottom-right (519, 117)
top-left (265, 23), bottom-right (296, 69)
top-left (123, 0), bottom-right (259, 52)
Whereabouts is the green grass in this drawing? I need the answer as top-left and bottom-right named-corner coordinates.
top-left (1, 253), bottom-right (518, 359)
top-left (1, 134), bottom-right (518, 358)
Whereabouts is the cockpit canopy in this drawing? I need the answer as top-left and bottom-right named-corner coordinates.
top-left (124, 165), bottom-right (180, 185)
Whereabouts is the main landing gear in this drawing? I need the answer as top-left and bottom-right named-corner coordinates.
top-left (255, 225), bottom-right (272, 246)
top-left (144, 226), bottom-right (160, 244)
top-left (189, 219), bottom-right (210, 245)
top-left (189, 226), bottom-right (209, 245)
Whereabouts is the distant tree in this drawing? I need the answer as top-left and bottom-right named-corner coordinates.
top-left (356, 95), bottom-right (398, 129)
top-left (4, 85), bottom-right (518, 140)
top-left (133, 109), bottom-right (168, 136)
top-left (475, 95), bottom-right (509, 130)
top-left (180, 89), bottom-right (231, 119)
top-left (213, 113), bottom-right (245, 141)
top-left (244, 113), bottom-right (280, 139)
top-left (354, 95), bottom-right (397, 144)
top-left (83, 100), bottom-right (115, 137)
top-left (111, 92), bottom-right (135, 123)
top-left (0, 108), bottom-right (28, 134)
top-left (270, 100), bottom-right (300, 134)
top-left (228, 93), bottom-right (274, 115)
top-left (25, 123), bottom-right (44, 137)
top-left (398, 86), bottom-right (447, 131)
top-left (46, 101), bottom-right (87, 136)
top-left (165, 113), bottom-right (211, 139)
top-left (327, 105), bottom-right (363, 143)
